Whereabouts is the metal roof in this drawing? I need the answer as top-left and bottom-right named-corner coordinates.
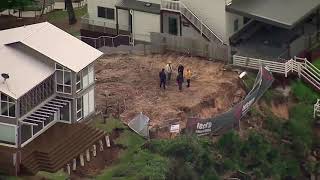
top-left (0, 22), bottom-right (103, 72)
top-left (226, 0), bottom-right (320, 29)
top-left (0, 43), bottom-right (55, 99)
top-left (116, 0), bottom-right (160, 14)
top-left (0, 22), bottom-right (103, 99)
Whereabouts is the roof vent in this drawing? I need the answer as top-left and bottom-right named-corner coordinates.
top-left (145, 3), bottom-right (152, 7)
top-left (1, 73), bottom-right (9, 83)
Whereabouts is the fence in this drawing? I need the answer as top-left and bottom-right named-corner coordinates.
top-left (150, 32), bottom-right (229, 62)
top-left (78, 34), bottom-right (132, 49)
top-left (233, 55), bottom-right (320, 91)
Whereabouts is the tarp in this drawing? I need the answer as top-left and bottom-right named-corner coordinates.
top-left (186, 66), bottom-right (274, 136)
top-left (128, 112), bottom-right (150, 138)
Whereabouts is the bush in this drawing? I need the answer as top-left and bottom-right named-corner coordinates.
top-left (291, 80), bottom-right (319, 104)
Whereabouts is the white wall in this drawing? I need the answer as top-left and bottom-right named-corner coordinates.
top-left (138, 0), bottom-right (161, 4)
top-left (133, 11), bottom-right (160, 42)
top-left (226, 12), bottom-right (244, 38)
top-left (87, 0), bottom-right (129, 30)
top-left (180, 0), bottom-right (228, 43)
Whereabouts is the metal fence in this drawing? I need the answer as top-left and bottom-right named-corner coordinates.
top-left (78, 35), bottom-right (132, 49)
top-left (150, 32), bottom-right (229, 62)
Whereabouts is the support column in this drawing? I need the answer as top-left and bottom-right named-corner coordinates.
top-left (160, 11), bottom-right (163, 33)
top-left (80, 154), bottom-right (85, 166)
top-left (105, 135), bottom-right (111, 147)
top-left (116, 7), bottom-right (119, 35)
top-left (317, 9), bottom-right (320, 41)
top-left (86, 149), bottom-right (90, 162)
top-left (72, 159), bottom-right (77, 171)
top-left (92, 144), bottom-right (97, 157)
top-left (99, 140), bottom-right (104, 151)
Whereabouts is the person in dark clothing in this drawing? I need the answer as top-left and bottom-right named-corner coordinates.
top-left (176, 72), bottom-right (183, 91)
top-left (159, 68), bottom-right (166, 90)
top-left (178, 64), bottom-right (184, 77)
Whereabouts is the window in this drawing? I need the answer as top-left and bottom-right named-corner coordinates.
top-left (76, 64), bottom-right (94, 93)
top-left (76, 97), bottom-right (83, 121)
top-left (97, 6), bottom-right (115, 20)
top-left (77, 89), bottom-right (95, 120)
top-left (0, 93), bottom-right (15, 118)
top-left (243, 17), bottom-right (250, 25)
top-left (56, 64), bottom-right (72, 94)
top-left (234, 19), bottom-right (239, 32)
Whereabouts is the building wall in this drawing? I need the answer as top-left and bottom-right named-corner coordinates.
top-left (162, 12), bottom-right (181, 35)
top-left (133, 10), bottom-right (160, 42)
top-left (138, 0), bottom-right (160, 4)
top-left (88, 0), bottom-right (127, 30)
top-left (225, 12), bottom-right (244, 40)
top-left (180, 0), bottom-right (227, 43)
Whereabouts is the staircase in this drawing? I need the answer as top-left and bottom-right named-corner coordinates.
top-left (20, 123), bottom-right (106, 175)
top-left (233, 55), bottom-right (320, 92)
top-left (160, 0), bottom-right (224, 44)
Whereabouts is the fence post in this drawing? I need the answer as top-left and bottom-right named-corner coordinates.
top-left (94, 40), bottom-right (97, 49)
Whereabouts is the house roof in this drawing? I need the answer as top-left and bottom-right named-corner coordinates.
top-left (116, 0), bottom-right (160, 14)
top-left (0, 43), bottom-right (55, 99)
top-left (0, 22), bottom-right (103, 99)
top-left (226, 0), bottom-right (320, 29)
top-left (0, 22), bottom-right (103, 72)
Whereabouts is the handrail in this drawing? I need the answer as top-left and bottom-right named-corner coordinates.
top-left (233, 55), bottom-right (320, 92)
top-left (160, 0), bottom-right (224, 44)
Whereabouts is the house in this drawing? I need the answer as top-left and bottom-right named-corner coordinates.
top-left (81, 0), bottom-right (320, 59)
top-left (0, 22), bottom-right (103, 175)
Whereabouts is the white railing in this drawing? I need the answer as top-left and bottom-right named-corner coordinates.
top-left (160, 0), bottom-right (224, 44)
top-left (314, 99), bottom-right (320, 118)
top-left (225, 0), bottom-right (232, 6)
top-left (233, 55), bottom-right (320, 91)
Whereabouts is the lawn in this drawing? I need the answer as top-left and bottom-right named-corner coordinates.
top-left (47, 5), bottom-right (87, 22)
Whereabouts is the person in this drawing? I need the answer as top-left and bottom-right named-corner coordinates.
top-left (185, 69), bottom-right (192, 87)
top-left (159, 68), bottom-right (166, 90)
top-left (176, 72), bottom-right (183, 91)
top-left (165, 61), bottom-right (173, 82)
top-left (178, 64), bottom-right (184, 77)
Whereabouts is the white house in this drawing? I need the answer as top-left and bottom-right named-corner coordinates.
top-left (82, 0), bottom-right (320, 59)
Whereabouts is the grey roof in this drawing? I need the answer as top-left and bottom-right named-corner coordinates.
top-left (226, 0), bottom-right (320, 29)
top-left (116, 0), bottom-right (160, 14)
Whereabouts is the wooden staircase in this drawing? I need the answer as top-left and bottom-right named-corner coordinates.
top-left (20, 123), bottom-right (106, 175)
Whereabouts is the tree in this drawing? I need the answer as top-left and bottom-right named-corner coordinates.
top-left (65, 0), bottom-right (76, 25)
top-left (0, 0), bottom-right (34, 15)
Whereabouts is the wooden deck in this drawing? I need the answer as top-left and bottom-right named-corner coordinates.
top-left (20, 122), bottom-right (106, 175)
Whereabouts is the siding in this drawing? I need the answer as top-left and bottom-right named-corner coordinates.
top-left (133, 10), bottom-right (160, 42)
top-left (88, 0), bottom-right (129, 30)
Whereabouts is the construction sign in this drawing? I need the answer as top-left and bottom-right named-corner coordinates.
top-left (186, 66), bottom-right (274, 136)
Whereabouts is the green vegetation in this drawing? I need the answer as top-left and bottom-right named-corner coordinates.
top-left (94, 117), bottom-right (126, 133)
top-left (47, 5), bottom-right (87, 22)
top-left (36, 170), bottom-right (68, 180)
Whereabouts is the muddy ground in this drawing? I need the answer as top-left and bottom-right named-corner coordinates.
top-left (95, 53), bottom-right (246, 130)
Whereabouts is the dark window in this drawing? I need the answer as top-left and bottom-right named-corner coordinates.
top-left (98, 6), bottom-right (115, 20)
top-left (169, 17), bottom-right (178, 35)
top-left (234, 19), bottom-right (239, 32)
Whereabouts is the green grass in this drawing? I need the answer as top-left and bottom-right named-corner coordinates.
top-left (291, 80), bottom-right (320, 104)
top-left (36, 170), bottom-right (68, 180)
top-left (0, 176), bottom-right (22, 180)
top-left (93, 117), bottom-right (126, 134)
top-left (312, 57), bottom-right (320, 69)
top-left (92, 116), bottom-right (146, 180)
top-left (47, 5), bottom-right (87, 22)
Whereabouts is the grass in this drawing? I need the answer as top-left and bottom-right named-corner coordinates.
top-left (312, 57), bottom-right (320, 69)
top-left (93, 117), bottom-right (126, 134)
top-left (47, 5), bottom-right (87, 22)
top-left (36, 170), bottom-right (68, 180)
top-left (92, 117), bottom-right (146, 180)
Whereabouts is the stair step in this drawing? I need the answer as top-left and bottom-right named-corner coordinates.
top-left (21, 125), bottom-right (106, 174)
